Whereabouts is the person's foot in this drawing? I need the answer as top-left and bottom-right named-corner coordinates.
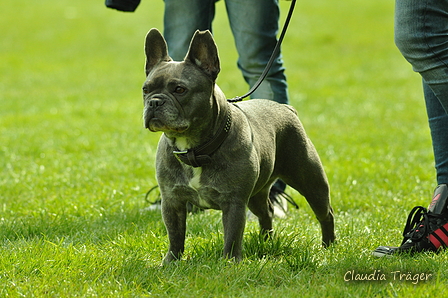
top-left (373, 184), bottom-right (448, 257)
top-left (269, 180), bottom-right (298, 218)
top-left (372, 246), bottom-right (398, 257)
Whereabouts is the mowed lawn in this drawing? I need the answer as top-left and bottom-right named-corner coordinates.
top-left (1, 0), bottom-right (448, 297)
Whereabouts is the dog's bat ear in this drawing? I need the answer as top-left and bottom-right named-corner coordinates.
top-left (145, 28), bottom-right (172, 76)
top-left (185, 30), bottom-right (220, 81)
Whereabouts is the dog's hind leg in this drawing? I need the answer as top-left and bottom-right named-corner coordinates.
top-left (280, 151), bottom-right (335, 247)
top-left (287, 176), bottom-right (335, 247)
top-left (248, 187), bottom-right (274, 237)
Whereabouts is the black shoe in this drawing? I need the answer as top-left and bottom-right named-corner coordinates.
top-left (373, 184), bottom-right (448, 257)
top-left (269, 180), bottom-right (299, 218)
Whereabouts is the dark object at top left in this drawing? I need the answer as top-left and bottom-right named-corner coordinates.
top-left (105, 0), bottom-right (141, 12)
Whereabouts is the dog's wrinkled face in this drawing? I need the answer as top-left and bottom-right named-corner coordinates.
top-left (142, 61), bottom-right (214, 137)
top-left (142, 29), bottom-right (220, 139)
top-left (142, 62), bottom-right (190, 134)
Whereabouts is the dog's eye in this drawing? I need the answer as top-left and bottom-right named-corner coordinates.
top-left (174, 86), bottom-right (186, 94)
top-left (142, 86), bottom-right (150, 94)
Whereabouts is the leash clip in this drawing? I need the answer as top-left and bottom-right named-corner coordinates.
top-left (173, 149), bottom-right (188, 155)
top-left (173, 149), bottom-right (189, 164)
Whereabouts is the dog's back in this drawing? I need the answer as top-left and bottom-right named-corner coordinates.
top-left (233, 99), bottom-right (309, 155)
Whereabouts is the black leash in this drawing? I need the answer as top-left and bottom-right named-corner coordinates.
top-left (227, 0), bottom-right (297, 103)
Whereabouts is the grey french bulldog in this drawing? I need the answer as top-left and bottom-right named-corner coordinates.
top-left (142, 28), bottom-right (335, 264)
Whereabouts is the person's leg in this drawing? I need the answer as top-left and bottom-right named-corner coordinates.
top-left (395, 0), bottom-right (448, 184)
top-left (423, 81), bottom-right (448, 185)
top-left (163, 0), bottom-right (217, 60)
top-left (225, 0), bottom-right (289, 104)
top-left (395, 0), bottom-right (448, 110)
top-left (373, 0), bottom-right (448, 257)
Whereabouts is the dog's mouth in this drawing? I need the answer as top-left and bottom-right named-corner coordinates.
top-left (143, 109), bottom-right (156, 130)
top-left (145, 117), bottom-right (163, 132)
top-left (144, 115), bottom-right (188, 134)
top-left (143, 103), bottom-right (189, 134)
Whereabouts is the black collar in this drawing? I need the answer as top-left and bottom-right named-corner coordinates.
top-left (173, 109), bottom-right (232, 167)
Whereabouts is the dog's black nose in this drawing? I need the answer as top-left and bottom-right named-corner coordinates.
top-left (148, 98), bottom-right (165, 108)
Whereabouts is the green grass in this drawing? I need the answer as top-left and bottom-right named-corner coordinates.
top-left (1, 0), bottom-right (447, 296)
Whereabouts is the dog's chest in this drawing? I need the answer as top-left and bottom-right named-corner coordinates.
top-left (189, 167), bottom-right (202, 190)
top-left (184, 167), bottom-right (216, 209)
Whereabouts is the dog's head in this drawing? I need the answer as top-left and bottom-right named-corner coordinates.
top-left (142, 28), bottom-right (220, 139)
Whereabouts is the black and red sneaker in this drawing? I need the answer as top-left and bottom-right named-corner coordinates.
top-left (373, 184), bottom-right (448, 257)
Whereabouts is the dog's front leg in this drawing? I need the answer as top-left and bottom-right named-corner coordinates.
top-left (222, 203), bottom-right (246, 262)
top-left (161, 201), bottom-right (187, 264)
